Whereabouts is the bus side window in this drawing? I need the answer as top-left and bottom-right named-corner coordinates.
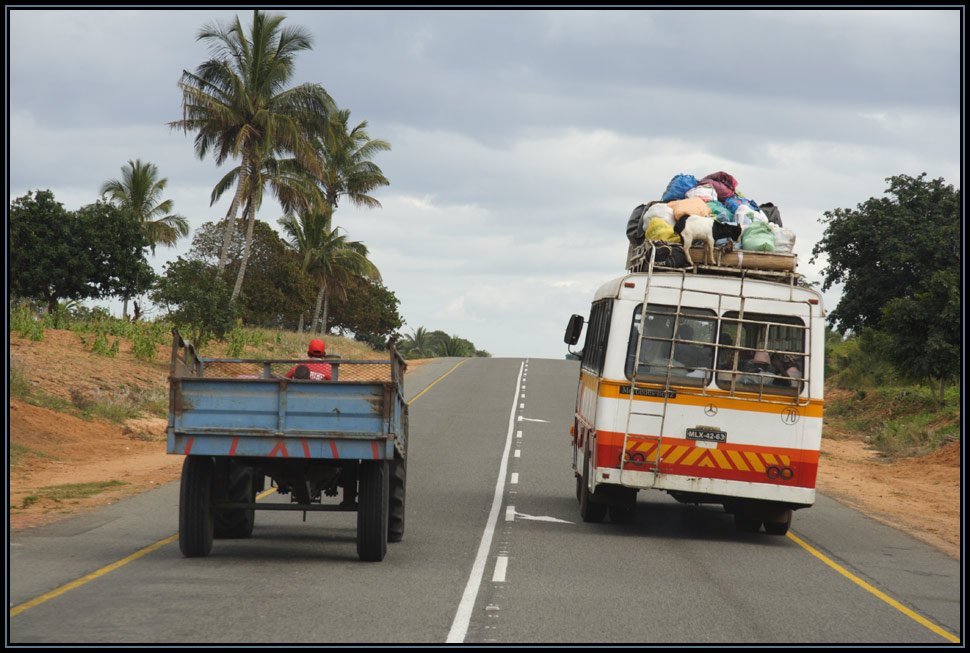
top-left (581, 300), bottom-right (612, 376)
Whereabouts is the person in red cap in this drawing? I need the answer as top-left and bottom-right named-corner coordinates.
top-left (285, 339), bottom-right (333, 380)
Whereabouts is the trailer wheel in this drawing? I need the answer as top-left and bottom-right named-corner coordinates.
top-left (388, 452), bottom-right (407, 543)
top-left (579, 445), bottom-right (607, 523)
top-left (357, 460), bottom-right (389, 561)
top-left (764, 509), bottom-right (793, 536)
top-left (179, 456), bottom-right (214, 557)
top-left (214, 461), bottom-right (255, 539)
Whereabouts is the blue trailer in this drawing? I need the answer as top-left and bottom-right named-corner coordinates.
top-left (166, 331), bottom-right (408, 562)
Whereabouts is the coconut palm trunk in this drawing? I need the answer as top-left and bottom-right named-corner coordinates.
top-left (312, 279), bottom-right (328, 334)
top-left (231, 200), bottom-right (258, 301)
top-left (218, 154), bottom-right (249, 272)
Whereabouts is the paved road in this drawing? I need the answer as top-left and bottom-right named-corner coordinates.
top-left (8, 358), bottom-right (961, 644)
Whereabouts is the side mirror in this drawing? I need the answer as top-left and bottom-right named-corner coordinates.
top-left (564, 314), bottom-right (585, 346)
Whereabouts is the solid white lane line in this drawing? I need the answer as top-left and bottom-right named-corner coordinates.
top-left (446, 361), bottom-right (524, 644)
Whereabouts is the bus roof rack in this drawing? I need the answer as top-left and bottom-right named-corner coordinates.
top-left (626, 241), bottom-right (801, 284)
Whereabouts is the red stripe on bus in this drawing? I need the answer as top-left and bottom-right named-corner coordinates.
top-left (302, 439), bottom-right (311, 458)
top-left (229, 437), bottom-right (239, 456)
top-left (372, 441), bottom-right (380, 459)
top-left (184, 437), bottom-right (194, 455)
top-left (329, 440), bottom-right (340, 458)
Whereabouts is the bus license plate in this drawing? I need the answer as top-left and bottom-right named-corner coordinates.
top-left (687, 428), bottom-right (727, 443)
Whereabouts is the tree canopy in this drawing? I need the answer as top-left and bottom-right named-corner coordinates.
top-left (811, 173), bottom-right (961, 400)
top-left (810, 173), bottom-right (960, 334)
top-left (10, 190), bottom-right (153, 314)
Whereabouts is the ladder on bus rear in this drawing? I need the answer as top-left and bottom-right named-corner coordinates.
top-left (619, 245), bottom-right (687, 486)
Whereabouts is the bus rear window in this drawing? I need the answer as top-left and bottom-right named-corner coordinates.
top-left (625, 304), bottom-right (716, 387)
top-left (716, 312), bottom-right (807, 396)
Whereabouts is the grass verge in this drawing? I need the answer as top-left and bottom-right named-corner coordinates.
top-left (825, 384), bottom-right (961, 458)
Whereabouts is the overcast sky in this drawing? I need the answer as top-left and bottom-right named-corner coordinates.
top-left (7, 8), bottom-right (962, 359)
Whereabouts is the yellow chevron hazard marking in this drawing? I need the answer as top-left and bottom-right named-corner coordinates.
top-left (744, 451), bottom-right (766, 472)
top-left (666, 445), bottom-right (689, 464)
top-left (727, 450), bottom-right (750, 471)
top-left (710, 449), bottom-right (731, 469)
top-left (620, 439), bottom-right (798, 475)
top-left (681, 448), bottom-right (706, 466)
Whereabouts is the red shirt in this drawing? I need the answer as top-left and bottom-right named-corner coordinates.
top-left (285, 361), bottom-right (333, 381)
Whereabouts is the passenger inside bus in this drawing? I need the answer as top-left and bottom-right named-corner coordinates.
top-left (771, 353), bottom-right (802, 387)
top-left (674, 323), bottom-right (712, 372)
top-left (638, 337), bottom-right (689, 377)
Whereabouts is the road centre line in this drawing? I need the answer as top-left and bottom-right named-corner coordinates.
top-left (492, 556), bottom-right (509, 583)
top-left (447, 361), bottom-right (524, 644)
top-left (407, 359), bottom-right (469, 405)
top-left (12, 360), bottom-right (468, 620)
top-left (787, 533), bottom-right (959, 643)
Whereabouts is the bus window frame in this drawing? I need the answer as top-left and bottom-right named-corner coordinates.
top-left (625, 303), bottom-right (717, 387)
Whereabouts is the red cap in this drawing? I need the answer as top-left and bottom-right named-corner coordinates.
top-left (308, 339), bottom-right (326, 357)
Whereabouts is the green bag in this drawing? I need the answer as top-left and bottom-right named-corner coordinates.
top-left (740, 221), bottom-right (775, 252)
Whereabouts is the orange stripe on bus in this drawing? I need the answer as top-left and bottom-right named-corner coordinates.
top-left (596, 381), bottom-right (824, 418)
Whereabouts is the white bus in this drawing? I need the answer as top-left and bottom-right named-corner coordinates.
top-left (565, 247), bottom-right (824, 535)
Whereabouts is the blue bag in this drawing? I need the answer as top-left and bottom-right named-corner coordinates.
top-left (661, 174), bottom-right (698, 202)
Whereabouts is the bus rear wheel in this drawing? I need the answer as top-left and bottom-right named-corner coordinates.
top-left (579, 446), bottom-right (606, 523)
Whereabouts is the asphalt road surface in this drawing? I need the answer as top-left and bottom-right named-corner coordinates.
top-left (8, 358), bottom-right (961, 644)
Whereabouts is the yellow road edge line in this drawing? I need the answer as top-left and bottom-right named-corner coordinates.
top-left (10, 533), bottom-right (179, 618)
top-left (11, 488), bottom-right (279, 619)
top-left (787, 532), bottom-right (960, 643)
top-left (407, 359), bottom-right (469, 406)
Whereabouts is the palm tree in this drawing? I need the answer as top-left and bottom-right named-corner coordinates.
top-left (100, 160), bottom-right (189, 319)
top-left (401, 326), bottom-right (433, 358)
top-left (171, 10), bottom-right (332, 282)
top-left (100, 159), bottom-right (189, 254)
top-left (211, 145), bottom-right (322, 300)
top-left (315, 107), bottom-right (390, 213)
top-left (279, 207), bottom-right (380, 334)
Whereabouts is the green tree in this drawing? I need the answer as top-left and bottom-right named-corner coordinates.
top-left (100, 159), bottom-right (190, 253)
top-left (880, 269), bottom-right (961, 403)
top-left (171, 9), bottom-right (332, 287)
top-left (810, 173), bottom-right (960, 334)
top-left (400, 326), bottom-right (433, 358)
top-left (210, 146), bottom-right (322, 301)
top-left (315, 107), bottom-right (390, 213)
top-left (437, 334), bottom-right (475, 357)
top-left (189, 219), bottom-right (315, 328)
top-left (151, 258), bottom-right (239, 346)
top-left (100, 159), bottom-right (188, 318)
top-left (279, 208), bottom-right (380, 334)
top-left (10, 191), bottom-right (152, 315)
top-left (329, 277), bottom-right (403, 345)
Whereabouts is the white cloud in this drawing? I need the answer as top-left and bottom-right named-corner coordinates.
top-left (8, 9), bottom-right (960, 359)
